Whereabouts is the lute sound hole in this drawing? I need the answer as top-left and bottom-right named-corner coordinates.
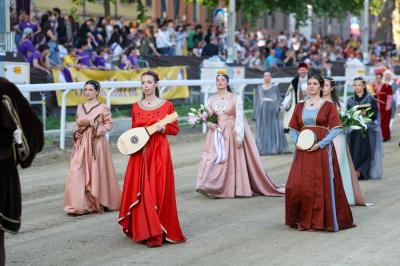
top-left (130, 135), bottom-right (139, 144)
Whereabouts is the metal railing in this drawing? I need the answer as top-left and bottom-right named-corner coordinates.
top-left (16, 75), bottom-right (383, 150)
top-left (0, 32), bottom-right (16, 52)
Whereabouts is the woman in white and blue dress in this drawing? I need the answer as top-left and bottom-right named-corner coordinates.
top-left (322, 77), bottom-right (366, 206)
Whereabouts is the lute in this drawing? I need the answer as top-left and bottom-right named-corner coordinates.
top-left (117, 112), bottom-right (179, 155)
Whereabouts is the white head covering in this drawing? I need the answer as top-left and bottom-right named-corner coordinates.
top-left (383, 69), bottom-right (394, 83)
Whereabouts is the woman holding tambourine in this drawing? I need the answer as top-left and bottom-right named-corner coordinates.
top-left (118, 71), bottom-right (186, 247)
top-left (285, 74), bottom-right (354, 232)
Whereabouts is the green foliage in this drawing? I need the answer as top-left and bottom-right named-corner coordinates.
top-left (187, 0), bottom-right (386, 25)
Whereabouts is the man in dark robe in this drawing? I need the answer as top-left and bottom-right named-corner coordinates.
top-left (0, 77), bottom-right (44, 266)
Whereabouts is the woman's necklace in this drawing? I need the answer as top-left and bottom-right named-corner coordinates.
top-left (145, 97), bottom-right (156, 105)
top-left (218, 92), bottom-right (229, 100)
top-left (309, 99), bottom-right (319, 107)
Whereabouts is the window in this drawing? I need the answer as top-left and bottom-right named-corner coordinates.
top-left (193, 0), bottom-right (199, 22)
top-left (205, 7), bottom-right (213, 23)
top-left (161, 0), bottom-right (167, 19)
top-left (174, 0), bottom-right (180, 18)
top-left (146, 0), bottom-right (152, 7)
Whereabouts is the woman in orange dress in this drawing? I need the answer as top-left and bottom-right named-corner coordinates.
top-left (64, 80), bottom-right (121, 214)
top-left (286, 74), bottom-right (354, 232)
top-left (118, 71), bottom-right (185, 247)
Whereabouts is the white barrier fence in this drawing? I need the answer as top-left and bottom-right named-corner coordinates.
top-left (17, 75), bottom-right (380, 150)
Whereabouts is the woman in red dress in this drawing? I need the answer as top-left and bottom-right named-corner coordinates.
top-left (286, 74), bottom-right (354, 232)
top-left (373, 72), bottom-right (393, 141)
top-left (118, 71), bottom-right (185, 247)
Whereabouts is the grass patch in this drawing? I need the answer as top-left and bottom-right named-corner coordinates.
top-left (42, 101), bottom-right (255, 130)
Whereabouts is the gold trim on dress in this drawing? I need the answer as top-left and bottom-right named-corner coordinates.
top-left (2, 95), bottom-right (30, 161)
top-left (117, 192), bottom-right (141, 222)
top-left (160, 224), bottom-right (185, 244)
top-left (0, 224), bottom-right (19, 234)
top-left (0, 212), bottom-right (21, 223)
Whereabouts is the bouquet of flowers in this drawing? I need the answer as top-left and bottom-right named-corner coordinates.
top-left (187, 104), bottom-right (218, 127)
top-left (340, 104), bottom-right (373, 134)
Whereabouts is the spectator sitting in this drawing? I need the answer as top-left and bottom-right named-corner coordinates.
top-left (76, 41), bottom-right (93, 68)
top-left (283, 49), bottom-right (297, 67)
top-left (28, 44), bottom-right (53, 74)
top-left (63, 45), bottom-right (78, 68)
top-left (201, 37), bottom-right (219, 57)
top-left (18, 28), bottom-right (35, 59)
top-left (110, 41), bottom-right (123, 63)
top-left (94, 46), bottom-right (108, 69)
top-left (127, 47), bottom-right (140, 69)
top-left (192, 41), bottom-right (203, 57)
top-left (18, 14), bottom-right (33, 33)
top-left (242, 49), bottom-right (264, 70)
top-left (264, 48), bottom-right (279, 71)
top-left (118, 54), bottom-right (132, 70)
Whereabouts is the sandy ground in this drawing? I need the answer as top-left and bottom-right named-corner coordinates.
top-left (4, 122), bottom-right (400, 266)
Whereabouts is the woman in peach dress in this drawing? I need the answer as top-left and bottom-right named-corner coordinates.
top-left (196, 72), bottom-right (284, 198)
top-left (64, 80), bottom-right (121, 214)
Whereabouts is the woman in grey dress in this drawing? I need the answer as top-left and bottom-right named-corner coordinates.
top-left (253, 72), bottom-right (289, 155)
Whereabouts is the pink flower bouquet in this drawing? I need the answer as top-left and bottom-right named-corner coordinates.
top-left (187, 104), bottom-right (218, 127)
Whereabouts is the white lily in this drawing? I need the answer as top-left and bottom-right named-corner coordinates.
top-left (350, 125), bottom-right (362, 130)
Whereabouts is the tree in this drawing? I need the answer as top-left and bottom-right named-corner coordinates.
top-left (185, 0), bottom-right (384, 25)
top-left (375, 0), bottom-right (396, 42)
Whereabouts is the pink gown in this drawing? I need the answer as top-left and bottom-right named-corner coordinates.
top-left (196, 93), bottom-right (284, 198)
top-left (64, 103), bottom-right (121, 214)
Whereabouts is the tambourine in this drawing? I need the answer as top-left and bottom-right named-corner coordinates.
top-left (297, 129), bottom-right (317, 150)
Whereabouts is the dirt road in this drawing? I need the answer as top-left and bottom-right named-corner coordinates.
top-left (5, 125), bottom-right (400, 266)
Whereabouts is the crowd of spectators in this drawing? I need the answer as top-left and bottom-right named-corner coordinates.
top-left (11, 8), bottom-right (400, 76)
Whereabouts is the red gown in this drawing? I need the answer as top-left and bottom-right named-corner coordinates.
top-left (286, 102), bottom-right (354, 232)
top-left (118, 100), bottom-right (186, 246)
top-left (375, 83), bottom-right (392, 141)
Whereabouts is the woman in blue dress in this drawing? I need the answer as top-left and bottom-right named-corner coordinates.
top-left (253, 72), bottom-right (289, 155)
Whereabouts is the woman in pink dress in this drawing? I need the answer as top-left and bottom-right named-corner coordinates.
top-left (196, 72), bottom-right (284, 198)
top-left (64, 80), bottom-right (121, 214)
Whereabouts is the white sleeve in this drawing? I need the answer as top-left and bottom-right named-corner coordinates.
top-left (281, 85), bottom-right (293, 108)
top-left (235, 95), bottom-right (245, 143)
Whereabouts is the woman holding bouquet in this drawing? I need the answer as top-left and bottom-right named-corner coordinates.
top-left (64, 80), bottom-right (121, 214)
top-left (118, 71), bottom-right (186, 247)
top-left (252, 71), bottom-right (289, 155)
top-left (196, 70), bottom-right (284, 198)
top-left (286, 74), bottom-right (354, 232)
top-left (322, 77), bottom-right (366, 206)
top-left (347, 77), bottom-right (382, 180)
